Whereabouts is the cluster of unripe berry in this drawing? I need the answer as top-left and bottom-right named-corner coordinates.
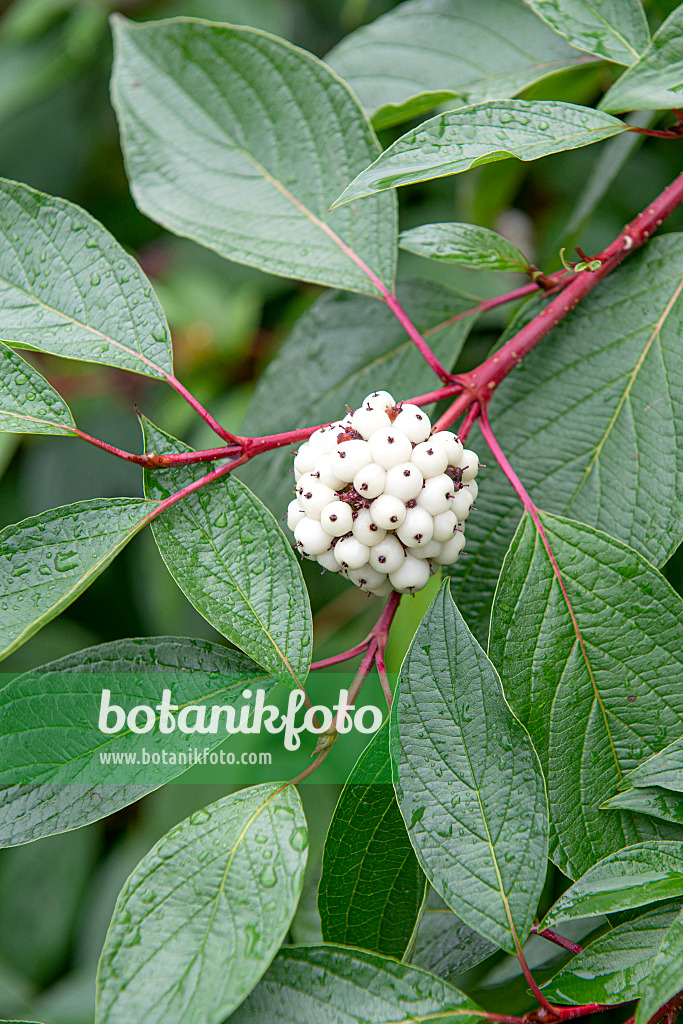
top-left (285, 391), bottom-right (479, 596)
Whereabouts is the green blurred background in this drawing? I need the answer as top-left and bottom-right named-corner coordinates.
top-left (1, 0), bottom-right (683, 1017)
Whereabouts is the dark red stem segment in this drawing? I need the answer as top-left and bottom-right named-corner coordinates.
top-left (532, 924), bottom-right (584, 956)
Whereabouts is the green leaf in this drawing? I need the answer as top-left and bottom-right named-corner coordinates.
top-left (449, 233), bottom-right (683, 643)
top-left (490, 512), bottom-right (683, 879)
top-left (523, 0), bottom-right (650, 65)
top-left (0, 341), bottom-right (75, 435)
top-left (400, 222), bottom-right (530, 272)
top-left (143, 420), bottom-right (312, 690)
top-left (391, 580), bottom-right (548, 955)
top-left (540, 842), bottom-right (683, 928)
top-left (601, 786), bottom-right (683, 826)
top-left (0, 178), bottom-right (172, 378)
top-left (110, 17), bottom-right (396, 297)
top-left (96, 783), bottom-right (307, 1024)
top-left (635, 905), bottom-right (683, 1024)
top-left (412, 890), bottom-right (497, 981)
top-left (318, 720), bottom-right (427, 959)
top-left (0, 497), bottom-right (157, 663)
top-left (599, 5), bottom-right (683, 113)
top-left (0, 637), bottom-right (275, 847)
top-left (542, 902), bottom-right (682, 1005)
top-left (325, 0), bottom-right (591, 131)
top-left (229, 945), bottom-right (485, 1023)
top-left (238, 280), bottom-right (478, 514)
top-left (332, 100), bottom-right (625, 207)
top-left (623, 735), bottom-right (683, 793)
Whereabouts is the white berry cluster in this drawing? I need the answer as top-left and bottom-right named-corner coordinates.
top-left (286, 391), bottom-right (479, 596)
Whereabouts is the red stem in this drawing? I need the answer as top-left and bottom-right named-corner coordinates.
top-left (165, 373), bottom-right (238, 442)
top-left (423, 273), bottom-right (572, 336)
top-left (532, 924), bottom-right (583, 956)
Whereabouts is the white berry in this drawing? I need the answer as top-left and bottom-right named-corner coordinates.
top-left (389, 553), bottom-right (431, 594)
top-left (331, 439), bottom-right (373, 482)
top-left (352, 507), bottom-right (387, 546)
top-left (352, 405), bottom-right (392, 438)
top-left (287, 499), bottom-right (307, 532)
top-left (347, 564), bottom-right (388, 591)
top-left (411, 441), bottom-right (449, 478)
top-left (451, 488), bottom-right (475, 520)
top-left (434, 531), bottom-right (466, 564)
top-left (459, 449), bottom-right (479, 482)
top-left (466, 479), bottom-right (478, 502)
top-left (417, 474), bottom-right (455, 516)
top-left (369, 493), bottom-right (407, 529)
top-left (412, 539), bottom-right (444, 560)
top-left (362, 390), bottom-right (395, 412)
top-left (353, 463), bottom-right (386, 499)
top-left (296, 476), bottom-right (337, 518)
top-left (320, 500), bottom-right (354, 537)
top-left (315, 454), bottom-right (345, 490)
top-left (392, 403), bottom-right (431, 443)
top-left (368, 427), bottom-right (413, 469)
top-left (369, 535), bottom-right (406, 573)
top-left (432, 509), bottom-right (458, 542)
top-left (396, 506), bottom-right (435, 548)
top-left (430, 430), bottom-right (463, 465)
top-left (294, 518), bottom-right (332, 556)
top-left (334, 535), bottom-right (371, 570)
top-left (293, 444), bottom-right (319, 476)
top-left (384, 462), bottom-right (424, 501)
top-left (317, 548), bottom-right (340, 572)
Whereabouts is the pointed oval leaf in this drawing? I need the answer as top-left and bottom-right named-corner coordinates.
top-left (332, 100), bottom-right (625, 207)
top-left (602, 786), bottom-right (683, 826)
top-left (325, 0), bottom-right (589, 130)
top-left (0, 178), bottom-right (172, 378)
top-left (0, 498), bottom-right (158, 662)
top-left (490, 512), bottom-right (683, 879)
top-left (523, 0), bottom-right (650, 65)
top-left (412, 890), bottom-right (497, 981)
top-left (110, 17), bottom-right (396, 297)
top-left (0, 342), bottom-right (75, 435)
top-left (541, 842), bottom-right (683, 928)
top-left (542, 902), bottom-right (682, 1005)
top-left (229, 945), bottom-right (484, 1024)
top-left (600, 6), bottom-right (683, 113)
top-left (143, 420), bottom-right (312, 689)
top-left (624, 736), bottom-right (683, 793)
top-left (238, 280), bottom-right (479, 514)
top-left (400, 222), bottom-right (530, 271)
top-left (96, 783), bottom-right (307, 1024)
top-left (391, 580), bottom-right (548, 954)
top-left (0, 637), bottom-right (276, 847)
top-left (635, 906), bottom-right (683, 1024)
top-left (449, 234), bottom-right (683, 644)
top-left (318, 720), bottom-right (427, 959)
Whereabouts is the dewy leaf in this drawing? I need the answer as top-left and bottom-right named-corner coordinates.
top-left (0, 498), bottom-right (158, 662)
top-left (318, 720), bottom-right (427, 959)
top-left (238, 280), bottom-right (478, 515)
top-left (143, 420), bottom-right (312, 690)
top-left (110, 17), bottom-right (396, 297)
top-left (623, 735), bottom-right (683, 793)
top-left (490, 512), bottom-right (683, 879)
top-left (449, 234), bottom-right (683, 644)
top-left (599, 5), bottom-right (683, 113)
top-left (0, 341), bottom-right (75, 435)
top-left (400, 222), bottom-right (530, 272)
top-left (635, 905), bottom-right (683, 1024)
top-left (542, 901), bottom-right (682, 1005)
top-left (523, 0), bottom-right (650, 65)
top-left (0, 637), bottom-right (276, 847)
top-left (391, 580), bottom-right (548, 955)
top-left (412, 890), bottom-right (497, 981)
top-left (601, 786), bottom-right (683, 826)
top-left (96, 783), bottom-right (307, 1024)
top-left (540, 842), bottom-right (683, 928)
top-left (0, 178), bottom-right (172, 379)
top-left (229, 945), bottom-right (485, 1024)
top-left (326, 0), bottom-right (589, 130)
top-left (332, 100), bottom-right (626, 207)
